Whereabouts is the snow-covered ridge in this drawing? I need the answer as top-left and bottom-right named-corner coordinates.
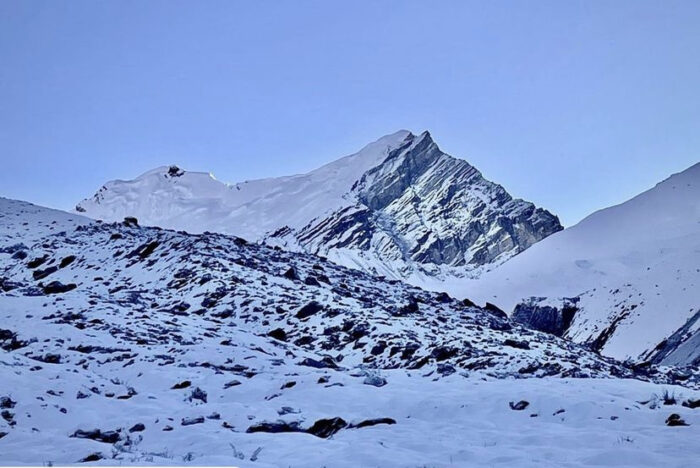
top-left (76, 130), bottom-right (562, 281)
top-left (450, 162), bottom-right (700, 366)
top-left (1, 198), bottom-right (698, 466)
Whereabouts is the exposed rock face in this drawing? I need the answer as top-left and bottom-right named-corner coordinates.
top-left (75, 131), bottom-right (562, 280)
top-left (285, 131), bottom-right (562, 277)
top-left (512, 297), bottom-right (579, 337)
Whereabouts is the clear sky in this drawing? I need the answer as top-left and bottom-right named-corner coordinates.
top-left (1, 1), bottom-right (699, 226)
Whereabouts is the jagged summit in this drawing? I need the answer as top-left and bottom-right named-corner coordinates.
top-left (76, 131), bottom-right (562, 281)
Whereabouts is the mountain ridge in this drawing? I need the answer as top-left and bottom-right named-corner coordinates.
top-left (75, 130), bottom-right (562, 281)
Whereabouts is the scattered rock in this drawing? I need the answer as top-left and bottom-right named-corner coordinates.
top-left (666, 414), bottom-right (689, 426)
top-left (267, 328), bottom-right (288, 342)
top-left (171, 380), bottom-right (191, 390)
top-left (42, 281), bottom-right (77, 295)
top-left (79, 453), bottom-right (104, 463)
top-left (296, 301), bottom-right (324, 319)
top-left (509, 400), bottom-right (530, 411)
top-left (363, 375), bottom-right (387, 387)
top-left (123, 216), bottom-right (139, 227)
top-left (128, 423), bottom-right (145, 433)
top-left (181, 416), bottom-right (205, 426)
top-left (188, 387), bottom-right (207, 404)
top-left (349, 418), bottom-right (396, 429)
top-left (71, 429), bottom-right (121, 444)
top-left (306, 417), bottom-right (348, 438)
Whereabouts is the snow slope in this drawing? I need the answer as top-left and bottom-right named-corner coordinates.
top-left (448, 162), bottom-right (700, 365)
top-left (76, 131), bottom-right (562, 281)
top-left (1, 197), bottom-right (698, 466)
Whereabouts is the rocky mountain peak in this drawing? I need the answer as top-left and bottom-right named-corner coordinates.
top-left (75, 131), bottom-right (562, 282)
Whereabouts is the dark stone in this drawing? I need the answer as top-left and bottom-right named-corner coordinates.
top-left (682, 399), bottom-right (700, 409)
top-left (363, 375), bottom-right (387, 387)
top-left (267, 328), bottom-right (288, 341)
top-left (484, 302), bottom-right (508, 320)
top-left (431, 345), bottom-right (458, 362)
top-left (304, 276), bottom-right (321, 287)
top-left (509, 400), bottom-right (530, 411)
top-left (224, 380), bottom-right (241, 389)
top-left (306, 417), bottom-right (348, 438)
top-left (171, 380), bottom-right (191, 389)
top-left (281, 381), bottom-right (296, 389)
top-left (0, 396), bottom-right (16, 409)
top-left (26, 255), bottom-right (48, 269)
top-left (350, 417), bottom-right (396, 429)
top-left (59, 255), bottom-right (77, 268)
top-left (71, 429), bottom-right (121, 444)
top-left (33, 266), bottom-right (58, 280)
top-left (123, 216), bottom-right (139, 227)
top-left (504, 339), bottom-right (531, 350)
top-left (299, 356), bottom-right (338, 369)
top-left (283, 267), bottom-right (299, 281)
top-left (181, 416), bottom-right (205, 426)
top-left (296, 301), bottom-right (324, 319)
top-left (666, 413), bottom-right (689, 426)
top-left (512, 297), bottom-right (579, 337)
top-left (246, 421), bottom-right (302, 434)
top-left (42, 281), bottom-right (77, 295)
top-left (128, 423), bottom-right (145, 433)
top-left (79, 453), bottom-right (104, 463)
top-left (188, 387), bottom-right (207, 403)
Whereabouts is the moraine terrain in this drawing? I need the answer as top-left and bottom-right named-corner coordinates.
top-left (1, 197), bottom-right (699, 467)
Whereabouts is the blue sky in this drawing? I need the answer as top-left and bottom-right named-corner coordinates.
top-left (1, 1), bottom-right (699, 226)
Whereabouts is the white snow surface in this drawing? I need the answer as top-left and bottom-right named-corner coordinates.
top-left (443, 162), bottom-right (700, 362)
top-left (1, 197), bottom-right (698, 467)
top-left (76, 130), bottom-right (412, 240)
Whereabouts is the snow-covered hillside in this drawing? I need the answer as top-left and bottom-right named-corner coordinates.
top-left (448, 163), bottom-right (700, 366)
top-left (75, 131), bottom-right (562, 281)
top-left (2, 197), bottom-right (698, 466)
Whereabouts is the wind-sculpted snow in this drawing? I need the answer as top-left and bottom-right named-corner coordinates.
top-left (1, 198), bottom-right (698, 466)
top-left (76, 131), bottom-right (562, 282)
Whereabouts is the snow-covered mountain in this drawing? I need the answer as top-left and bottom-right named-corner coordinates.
top-left (76, 131), bottom-right (562, 281)
top-left (450, 162), bottom-right (700, 366)
top-left (1, 197), bottom-right (698, 466)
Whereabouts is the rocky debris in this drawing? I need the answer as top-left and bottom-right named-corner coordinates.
top-left (79, 453), bottom-right (104, 463)
top-left (349, 418), bottom-right (397, 429)
top-left (26, 255), bottom-right (48, 269)
top-left (267, 328), bottom-right (287, 342)
top-left (682, 399), bottom-right (700, 409)
top-left (299, 357), bottom-right (338, 369)
top-left (224, 380), bottom-right (242, 389)
top-left (306, 417), bottom-right (348, 438)
top-left (296, 301), bottom-right (324, 319)
top-left (363, 375), bottom-right (387, 387)
top-left (59, 255), bottom-right (77, 268)
top-left (128, 423), bottom-right (145, 433)
top-left (0, 329), bottom-right (28, 351)
top-left (0, 396), bottom-right (16, 409)
top-left (188, 387), bottom-right (207, 404)
top-left (283, 267), bottom-right (300, 281)
top-left (123, 216), bottom-right (139, 227)
top-left (42, 281), bottom-right (77, 295)
top-left (484, 303), bottom-right (508, 320)
top-left (33, 265), bottom-right (58, 280)
top-left (171, 380), bottom-right (191, 389)
top-left (71, 428), bottom-right (121, 444)
top-left (509, 400), bottom-right (530, 411)
top-left (666, 414), bottom-right (689, 426)
top-left (0, 432), bottom-right (7, 440)
top-left (246, 421), bottom-right (302, 434)
top-left (504, 339), bottom-right (531, 350)
top-left (181, 416), bottom-right (205, 426)
top-left (512, 297), bottom-right (579, 337)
